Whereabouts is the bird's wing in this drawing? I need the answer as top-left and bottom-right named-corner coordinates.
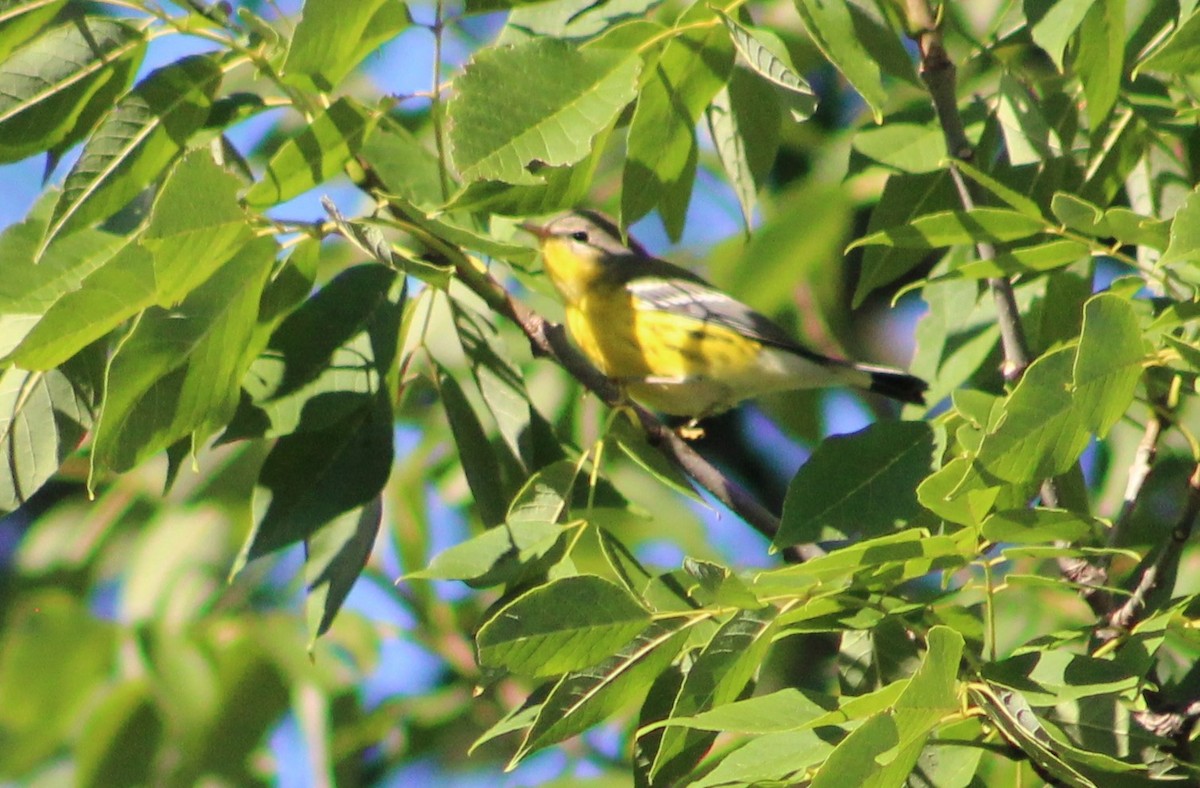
top-left (624, 274), bottom-right (834, 366)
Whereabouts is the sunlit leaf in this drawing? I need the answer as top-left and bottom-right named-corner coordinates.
top-left (449, 38), bottom-right (640, 184)
top-left (0, 17), bottom-right (145, 163)
top-left (41, 55), bottom-right (222, 255)
top-left (477, 574), bottom-right (651, 677)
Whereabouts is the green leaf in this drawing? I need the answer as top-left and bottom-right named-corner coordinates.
top-left (0, 205), bottom-right (131, 364)
top-left (754, 529), bottom-right (973, 596)
top-left (245, 97), bottom-right (376, 207)
top-left (1158, 183), bottom-right (1200, 273)
top-left (305, 495), bottom-right (383, 644)
top-left (691, 729), bottom-right (835, 787)
top-left (91, 238), bottom-right (275, 473)
top-left (282, 0), bottom-right (409, 92)
top-left (449, 38), bottom-right (640, 184)
top-left (649, 607), bottom-right (779, 784)
top-left (622, 4), bottom-right (733, 238)
top-left (359, 114), bottom-right (444, 209)
top-left (497, 0), bottom-right (664, 40)
top-left (6, 241), bottom-right (155, 370)
top-left (706, 67), bottom-right (781, 229)
top-left (931, 239), bottom-right (1090, 282)
top-left (853, 170), bottom-right (958, 305)
top-left (142, 148), bottom-right (253, 306)
top-left (997, 73), bottom-right (1064, 165)
top-left (716, 11), bottom-right (816, 120)
top-left (509, 618), bottom-right (691, 766)
top-left (41, 55), bottom-right (222, 255)
top-left (951, 158), bottom-right (1046, 220)
top-left (1051, 192), bottom-right (1107, 236)
top-left (793, 0), bottom-right (887, 121)
top-left (439, 368), bottom-right (508, 527)
top-left (322, 200), bottom-right (453, 287)
top-left (406, 520), bottom-right (563, 583)
top-left (384, 195), bottom-right (537, 267)
top-left (477, 575), bottom-right (651, 678)
top-left (75, 680), bottom-right (161, 788)
top-left (848, 207), bottom-right (1047, 250)
top-left (974, 293), bottom-right (1144, 484)
top-left (453, 302), bottom-right (539, 465)
top-left (1029, 0), bottom-right (1093, 70)
top-left (969, 684), bottom-right (1097, 787)
top-left (0, 349), bottom-right (100, 514)
top-left (240, 391), bottom-right (394, 568)
top-left (917, 456), bottom-right (1001, 527)
top-left (223, 265), bottom-right (401, 441)
top-left (0, 17), bottom-right (145, 163)
top-left (811, 627), bottom-right (962, 788)
top-left (1138, 8), bottom-right (1200, 75)
top-left (1075, 0), bottom-right (1125, 129)
top-left (777, 421), bottom-right (937, 545)
top-left (974, 347), bottom-right (1081, 484)
top-left (852, 120), bottom-right (946, 174)
top-left (981, 508), bottom-right (1099, 544)
top-left (0, 0), bottom-right (68, 63)
top-left (1102, 207), bottom-right (1168, 250)
top-left (1072, 292), bottom-right (1145, 437)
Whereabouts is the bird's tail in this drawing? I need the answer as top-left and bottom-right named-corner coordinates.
top-left (852, 362), bottom-right (928, 405)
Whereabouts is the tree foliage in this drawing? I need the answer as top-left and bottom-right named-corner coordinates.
top-left (3, 0), bottom-right (1200, 784)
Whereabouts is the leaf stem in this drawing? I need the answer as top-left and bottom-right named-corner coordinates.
top-left (430, 0), bottom-right (452, 202)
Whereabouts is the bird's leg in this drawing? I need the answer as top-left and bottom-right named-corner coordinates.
top-left (675, 418), bottom-right (706, 441)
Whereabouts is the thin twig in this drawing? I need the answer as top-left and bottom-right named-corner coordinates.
top-left (905, 0), bottom-right (1109, 612)
top-left (1104, 463), bottom-right (1200, 633)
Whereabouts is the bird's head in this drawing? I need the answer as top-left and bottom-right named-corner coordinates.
top-left (521, 211), bottom-right (647, 302)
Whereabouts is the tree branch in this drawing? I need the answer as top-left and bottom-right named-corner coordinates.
top-left (1104, 462), bottom-right (1200, 634)
top-left (905, 0), bottom-right (1108, 612)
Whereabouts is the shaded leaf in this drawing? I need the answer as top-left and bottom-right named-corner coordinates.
top-left (649, 607), bottom-right (779, 784)
top-left (245, 97), bottom-right (376, 207)
top-left (706, 67), bottom-right (780, 229)
top-left (91, 238), bottom-right (275, 473)
top-left (439, 368), bottom-right (508, 527)
top-left (1138, 7), bottom-right (1200, 74)
top-left (0, 348), bottom-right (100, 514)
top-left (778, 421), bottom-right (937, 545)
top-left (223, 265), bottom-right (400, 441)
top-left (240, 391), bottom-right (394, 567)
top-left (305, 495), bottom-right (383, 644)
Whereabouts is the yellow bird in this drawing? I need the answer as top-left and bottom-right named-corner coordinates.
top-left (522, 211), bottom-right (926, 423)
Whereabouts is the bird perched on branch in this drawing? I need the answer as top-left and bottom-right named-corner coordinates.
top-left (522, 211), bottom-right (926, 429)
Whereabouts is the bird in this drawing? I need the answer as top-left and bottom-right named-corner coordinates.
top-left (521, 210), bottom-right (926, 428)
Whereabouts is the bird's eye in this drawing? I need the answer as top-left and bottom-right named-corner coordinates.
top-left (570, 230), bottom-right (589, 243)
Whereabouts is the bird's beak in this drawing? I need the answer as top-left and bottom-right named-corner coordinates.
top-left (519, 220), bottom-right (550, 242)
